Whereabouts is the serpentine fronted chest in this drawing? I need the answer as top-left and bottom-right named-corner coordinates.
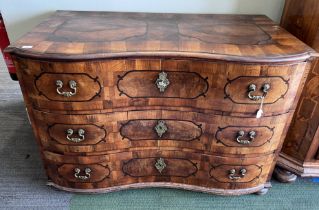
top-left (6, 11), bottom-right (318, 195)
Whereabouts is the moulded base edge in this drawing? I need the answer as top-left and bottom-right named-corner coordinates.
top-left (47, 181), bottom-right (268, 196)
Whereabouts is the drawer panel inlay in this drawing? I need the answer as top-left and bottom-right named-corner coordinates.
top-left (178, 22), bottom-right (273, 45)
top-left (224, 76), bottom-right (289, 104)
top-left (35, 72), bottom-right (102, 102)
top-left (215, 126), bottom-right (274, 147)
top-left (209, 164), bottom-right (262, 183)
top-left (122, 157), bottom-right (198, 177)
top-left (58, 164), bottom-right (110, 183)
top-left (48, 123), bottom-right (107, 145)
top-left (120, 119), bottom-right (202, 141)
top-left (117, 70), bottom-right (209, 99)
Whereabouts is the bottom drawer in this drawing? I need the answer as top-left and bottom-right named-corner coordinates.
top-left (43, 150), bottom-right (274, 194)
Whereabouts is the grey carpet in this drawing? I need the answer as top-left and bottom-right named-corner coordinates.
top-left (0, 55), bottom-right (72, 210)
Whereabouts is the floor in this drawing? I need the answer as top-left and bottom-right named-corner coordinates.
top-left (0, 55), bottom-right (319, 210)
top-left (0, 55), bottom-right (72, 209)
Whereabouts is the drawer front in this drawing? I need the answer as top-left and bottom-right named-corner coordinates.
top-left (58, 164), bottom-right (110, 183)
top-left (43, 150), bottom-right (274, 190)
top-left (35, 72), bottom-right (102, 102)
top-left (117, 70), bottom-right (208, 99)
top-left (215, 126), bottom-right (274, 147)
top-left (224, 76), bottom-right (288, 104)
top-left (122, 157), bottom-right (198, 177)
top-left (209, 164), bottom-right (262, 183)
top-left (48, 124), bottom-right (106, 145)
top-left (120, 119), bottom-right (202, 141)
top-left (15, 58), bottom-right (306, 115)
top-left (33, 109), bottom-right (290, 155)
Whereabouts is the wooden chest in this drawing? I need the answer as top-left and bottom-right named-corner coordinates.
top-left (274, 0), bottom-right (319, 181)
top-left (5, 11), bottom-right (317, 195)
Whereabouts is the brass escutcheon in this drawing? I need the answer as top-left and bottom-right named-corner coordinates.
top-left (155, 158), bottom-right (167, 174)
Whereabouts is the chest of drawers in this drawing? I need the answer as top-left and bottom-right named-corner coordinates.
top-left (6, 11), bottom-right (317, 195)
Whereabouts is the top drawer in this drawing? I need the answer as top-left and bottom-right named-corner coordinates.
top-left (15, 58), bottom-right (306, 115)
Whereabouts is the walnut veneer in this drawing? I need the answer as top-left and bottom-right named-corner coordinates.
top-left (5, 11), bottom-right (317, 195)
top-left (274, 0), bottom-right (319, 181)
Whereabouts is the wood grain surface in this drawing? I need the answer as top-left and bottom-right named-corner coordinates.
top-left (6, 11), bottom-right (317, 194)
top-left (5, 11), bottom-right (318, 63)
top-left (275, 0), bottom-right (319, 178)
top-left (43, 149), bottom-right (275, 191)
top-left (32, 109), bottom-right (292, 155)
top-left (14, 57), bottom-right (308, 116)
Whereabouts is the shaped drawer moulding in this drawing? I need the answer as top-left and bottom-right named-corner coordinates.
top-left (215, 126), bottom-right (274, 147)
top-left (122, 157), bottom-right (198, 178)
top-left (48, 123), bottom-right (107, 145)
top-left (210, 164), bottom-right (262, 183)
top-left (224, 76), bottom-right (289, 104)
top-left (35, 72), bottom-right (102, 102)
top-left (58, 164), bottom-right (110, 183)
top-left (117, 70), bottom-right (209, 99)
top-left (120, 119), bottom-right (202, 141)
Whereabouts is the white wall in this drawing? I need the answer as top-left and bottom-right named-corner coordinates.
top-left (0, 0), bottom-right (285, 42)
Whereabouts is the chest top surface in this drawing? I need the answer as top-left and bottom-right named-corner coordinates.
top-left (6, 10), bottom-right (318, 62)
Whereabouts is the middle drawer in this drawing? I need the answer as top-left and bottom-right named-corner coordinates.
top-left (33, 109), bottom-right (291, 155)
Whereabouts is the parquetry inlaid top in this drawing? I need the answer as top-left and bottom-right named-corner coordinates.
top-left (6, 10), bottom-right (318, 62)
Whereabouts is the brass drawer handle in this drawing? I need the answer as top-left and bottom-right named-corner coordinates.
top-left (66, 128), bottom-right (85, 143)
top-left (74, 168), bottom-right (91, 180)
top-left (155, 72), bottom-right (170, 92)
top-left (228, 168), bottom-right (247, 180)
top-left (236, 130), bottom-right (256, 144)
top-left (155, 158), bottom-right (167, 174)
top-left (56, 80), bottom-right (77, 97)
top-left (248, 83), bottom-right (270, 101)
top-left (154, 120), bottom-right (168, 138)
